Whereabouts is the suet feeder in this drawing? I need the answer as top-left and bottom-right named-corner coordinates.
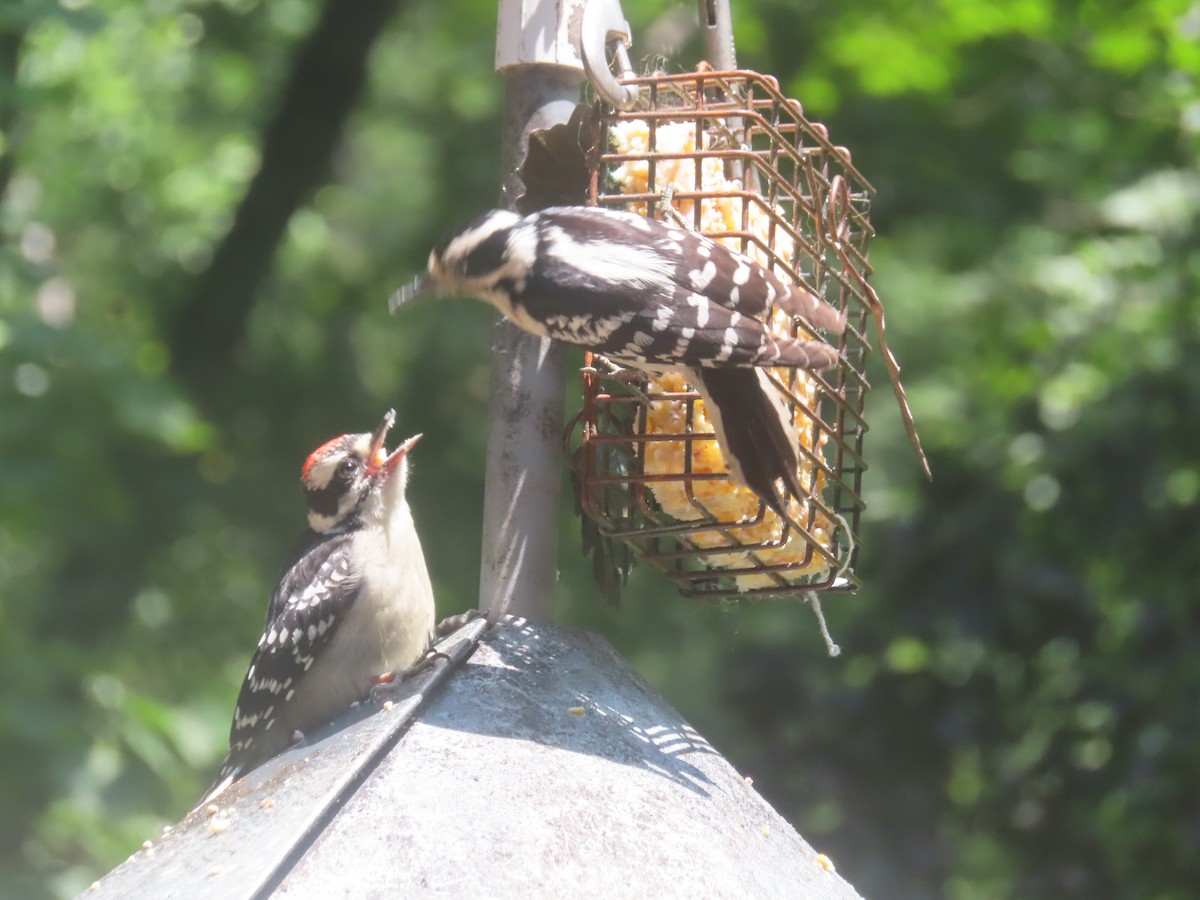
top-left (569, 68), bottom-right (880, 600)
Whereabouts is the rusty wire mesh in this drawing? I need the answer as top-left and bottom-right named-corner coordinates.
top-left (568, 68), bottom-right (875, 599)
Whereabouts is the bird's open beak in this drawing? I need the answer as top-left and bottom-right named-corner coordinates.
top-left (367, 410), bottom-right (422, 478)
top-left (367, 409), bottom-right (396, 468)
top-left (388, 274), bottom-right (428, 314)
top-left (376, 432), bottom-right (422, 477)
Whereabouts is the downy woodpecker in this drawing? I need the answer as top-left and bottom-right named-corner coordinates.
top-left (202, 410), bottom-right (435, 803)
top-left (394, 205), bottom-right (846, 518)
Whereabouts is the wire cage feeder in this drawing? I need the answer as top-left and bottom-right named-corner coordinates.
top-left (569, 68), bottom-right (876, 600)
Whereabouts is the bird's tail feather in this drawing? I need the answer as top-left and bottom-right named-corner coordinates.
top-left (691, 367), bottom-right (804, 520)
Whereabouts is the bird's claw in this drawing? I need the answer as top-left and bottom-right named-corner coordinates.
top-left (434, 608), bottom-right (484, 637)
top-left (368, 674), bottom-right (403, 705)
top-left (411, 648), bottom-right (451, 673)
top-left (368, 645), bottom-right (454, 705)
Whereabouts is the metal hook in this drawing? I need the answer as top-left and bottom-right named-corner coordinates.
top-left (823, 175), bottom-right (852, 244)
top-left (580, 0), bottom-right (639, 110)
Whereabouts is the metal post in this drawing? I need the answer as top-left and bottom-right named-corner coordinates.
top-left (480, 3), bottom-right (588, 621)
top-left (698, 0), bottom-right (737, 69)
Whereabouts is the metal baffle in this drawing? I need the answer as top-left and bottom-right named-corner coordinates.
top-left (481, 0), bottom-right (588, 621)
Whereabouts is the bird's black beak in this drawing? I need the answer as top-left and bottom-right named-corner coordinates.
top-left (388, 275), bottom-right (428, 314)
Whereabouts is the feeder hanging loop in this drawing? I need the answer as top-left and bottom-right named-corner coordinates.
top-left (580, 0), bottom-right (639, 109)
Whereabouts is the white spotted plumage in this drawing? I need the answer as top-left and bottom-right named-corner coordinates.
top-left (412, 205), bottom-right (844, 371)
top-left (200, 412), bottom-right (434, 805)
top-left (402, 205), bottom-right (849, 518)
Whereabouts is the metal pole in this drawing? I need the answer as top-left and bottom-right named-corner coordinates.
top-left (698, 0), bottom-right (737, 69)
top-left (481, 4), bottom-right (588, 621)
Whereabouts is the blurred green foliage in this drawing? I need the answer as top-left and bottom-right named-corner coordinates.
top-left (1, 0), bottom-right (1197, 897)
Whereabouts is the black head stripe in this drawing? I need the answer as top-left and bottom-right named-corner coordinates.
top-left (304, 459), bottom-right (367, 524)
top-left (432, 210), bottom-right (518, 278)
top-left (461, 228), bottom-right (512, 278)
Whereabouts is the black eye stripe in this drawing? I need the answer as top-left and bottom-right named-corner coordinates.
top-left (305, 454), bottom-right (368, 513)
top-left (305, 483), bottom-right (344, 519)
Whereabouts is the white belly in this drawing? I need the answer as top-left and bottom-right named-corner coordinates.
top-left (274, 504), bottom-right (435, 739)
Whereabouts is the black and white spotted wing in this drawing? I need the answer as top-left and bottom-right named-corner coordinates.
top-left (537, 207), bottom-right (845, 327)
top-left (217, 531), bottom-right (361, 777)
top-left (517, 207), bottom-right (845, 368)
top-left (538, 281), bottom-right (840, 369)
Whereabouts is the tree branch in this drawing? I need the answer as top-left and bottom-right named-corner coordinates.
top-left (0, 27), bottom-right (26, 239)
top-left (170, 0), bottom-right (406, 400)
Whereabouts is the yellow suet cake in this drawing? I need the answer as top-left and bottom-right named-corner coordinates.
top-left (609, 119), bottom-right (838, 588)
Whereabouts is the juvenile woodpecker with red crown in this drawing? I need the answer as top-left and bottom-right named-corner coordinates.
top-left (201, 410), bottom-right (434, 803)
top-left (393, 205), bottom-right (846, 518)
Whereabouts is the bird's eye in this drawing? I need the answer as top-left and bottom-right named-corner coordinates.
top-left (338, 458), bottom-right (357, 474)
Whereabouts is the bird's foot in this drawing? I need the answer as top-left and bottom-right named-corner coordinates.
top-left (368, 647), bottom-right (450, 705)
top-left (590, 354), bottom-right (629, 378)
top-left (368, 674), bottom-right (402, 705)
top-left (434, 608), bottom-right (484, 637)
top-left (407, 646), bottom-right (451, 675)
top-left (590, 356), bottom-right (651, 399)
top-left (656, 184), bottom-right (691, 230)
